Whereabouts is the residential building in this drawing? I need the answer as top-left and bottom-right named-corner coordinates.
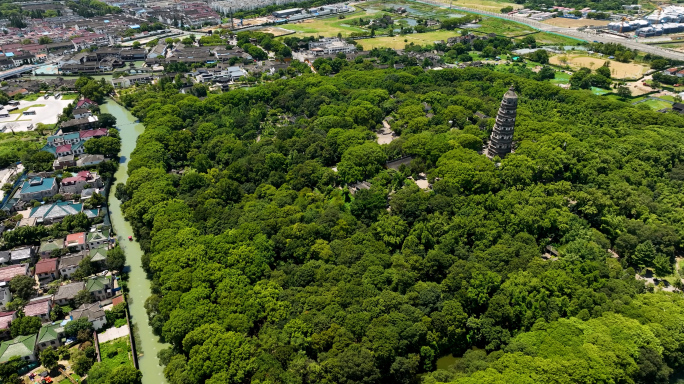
top-left (36, 322), bottom-right (67, 351)
top-left (81, 188), bottom-right (103, 200)
top-left (65, 232), bottom-right (86, 251)
top-left (76, 154), bottom-right (105, 167)
top-left (70, 302), bottom-right (106, 330)
top-left (60, 171), bottom-right (103, 195)
top-left (54, 282), bottom-right (84, 305)
top-left (86, 275), bottom-right (112, 301)
top-left (54, 141), bottom-right (86, 157)
top-left (0, 283), bottom-right (11, 309)
top-left (24, 297), bottom-right (52, 322)
top-left (76, 98), bottom-right (96, 109)
top-left (72, 108), bottom-right (92, 119)
top-left (0, 264), bottom-right (29, 284)
top-left (39, 239), bottom-right (65, 258)
top-left (35, 258), bottom-right (59, 286)
top-left (59, 116), bottom-right (99, 133)
top-left (53, 155), bottom-right (76, 170)
top-left (29, 201), bottom-right (99, 224)
top-left (0, 334), bottom-right (37, 362)
top-left (9, 247), bottom-right (34, 265)
top-left (87, 229), bottom-right (111, 249)
top-left (17, 177), bottom-right (58, 202)
top-left (0, 311), bottom-right (16, 340)
top-left (89, 247), bottom-right (108, 267)
top-left (58, 253), bottom-right (85, 279)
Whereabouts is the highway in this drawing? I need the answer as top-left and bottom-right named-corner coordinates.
top-left (416, 0), bottom-right (684, 61)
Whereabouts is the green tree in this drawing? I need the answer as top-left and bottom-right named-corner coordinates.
top-left (40, 347), bottom-right (59, 370)
top-left (10, 314), bottom-right (41, 338)
top-left (337, 143), bottom-right (387, 183)
top-left (9, 275), bottom-right (36, 301)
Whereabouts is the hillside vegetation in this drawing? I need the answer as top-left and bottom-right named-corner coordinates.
top-left (118, 67), bottom-right (684, 384)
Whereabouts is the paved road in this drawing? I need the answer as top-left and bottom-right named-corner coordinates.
top-left (416, 0), bottom-right (684, 61)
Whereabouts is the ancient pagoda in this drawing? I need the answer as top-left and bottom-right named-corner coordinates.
top-left (486, 85), bottom-right (518, 159)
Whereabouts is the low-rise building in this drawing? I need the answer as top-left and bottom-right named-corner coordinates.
top-left (0, 283), bottom-right (12, 309)
top-left (59, 116), bottom-right (99, 133)
top-left (23, 297), bottom-right (52, 323)
top-left (76, 154), bottom-right (105, 167)
top-left (70, 302), bottom-right (106, 330)
top-left (0, 311), bottom-right (16, 340)
top-left (17, 177), bottom-right (58, 202)
top-left (9, 247), bottom-right (34, 265)
top-left (54, 281), bottom-right (84, 305)
top-left (87, 229), bottom-right (111, 249)
top-left (308, 38), bottom-right (356, 56)
top-left (0, 264), bottom-right (29, 284)
top-left (0, 334), bottom-right (37, 362)
top-left (65, 232), bottom-right (86, 251)
top-left (36, 322), bottom-right (66, 351)
top-left (60, 171), bottom-right (103, 195)
top-left (53, 155), bottom-right (76, 170)
top-left (29, 201), bottom-right (98, 224)
top-left (58, 253), bottom-right (84, 279)
top-left (86, 275), bottom-right (112, 301)
top-left (39, 239), bottom-right (65, 258)
top-left (35, 258), bottom-right (59, 286)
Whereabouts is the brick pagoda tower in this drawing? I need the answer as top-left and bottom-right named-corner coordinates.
top-left (486, 85), bottom-right (518, 159)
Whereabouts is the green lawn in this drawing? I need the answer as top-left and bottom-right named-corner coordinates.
top-left (98, 337), bottom-right (133, 371)
top-left (10, 104), bottom-right (45, 114)
top-left (284, 12), bottom-right (367, 37)
top-left (550, 71), bottom-right (570, 84)
top-left (640, 99), bottom-right (672, 110)
top-left (60, 93), bottom-right (79, 100)
top-left (477, 16), bottom-right (535, 37)
top-left (20, 93), bottom-right (43, 101)
top-left (356, 30), bottom-right (463, 50)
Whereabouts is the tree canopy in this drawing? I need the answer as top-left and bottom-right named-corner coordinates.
top-left (118, 65), bottom-right (684, 384)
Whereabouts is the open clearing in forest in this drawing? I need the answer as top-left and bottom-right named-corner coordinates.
top-left (542, 18), bottom-right (610, 28)
top-left (549, 54), bottom-right (649, 79)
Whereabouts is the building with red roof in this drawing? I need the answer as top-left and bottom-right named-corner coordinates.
top-left (60, 170), bottom-right (103, 194)
top-left (78, 128), bottom-right (108, 140)
top-left (76, 98), bottom-right (96, 109)
top-left (34, 258), bottom-right (59, 286)
top-left (0, 264), bottom-right (29, 284)
top-left (24, 297), bottom-right (52, 322)
top-left (0, 311), bottom-right (16, 339)
top-left (65, 232), bottom-right (86, 251)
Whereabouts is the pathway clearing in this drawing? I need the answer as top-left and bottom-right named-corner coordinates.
top-left (98, 324), bottom-right (130, 343)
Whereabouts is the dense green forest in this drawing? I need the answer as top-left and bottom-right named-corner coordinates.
top-left (116, 66), bottom-right (684, 384)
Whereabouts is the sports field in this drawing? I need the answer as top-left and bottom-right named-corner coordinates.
top-left (543, 18), bottom-right (610, 28)
top-left (549, 54), bottom-right (649, 80)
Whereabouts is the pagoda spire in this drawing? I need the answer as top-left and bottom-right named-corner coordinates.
top-left (486, 85), bottom-right (518, 159)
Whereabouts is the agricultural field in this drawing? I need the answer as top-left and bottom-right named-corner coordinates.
top-left (542, 18), bottom-right (611, 28)
top-left (549, 54), bottom-right (649, 79)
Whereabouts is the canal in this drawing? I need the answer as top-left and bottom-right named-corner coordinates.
top-left (102, 98), bottom-right (169, 384)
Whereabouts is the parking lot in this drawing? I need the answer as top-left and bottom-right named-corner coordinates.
top-left (0, 97), bottom-right (73, 132)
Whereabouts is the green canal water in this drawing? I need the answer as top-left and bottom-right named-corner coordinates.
top-left (101, 98), bottom-right (169, 384)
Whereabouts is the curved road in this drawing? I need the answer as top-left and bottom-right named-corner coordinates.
top-left (416, 0), bottom-right (684, 61)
